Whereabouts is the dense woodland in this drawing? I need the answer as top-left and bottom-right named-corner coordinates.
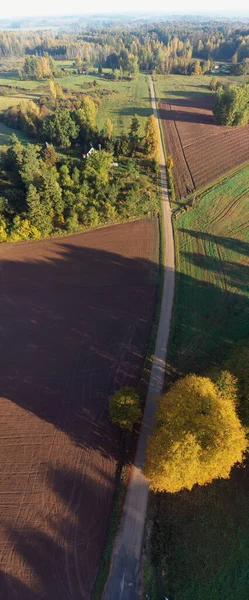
top-left (1, 21), bottom-right (249, 75)
top-left (0, 113), bottom-right (159, 242)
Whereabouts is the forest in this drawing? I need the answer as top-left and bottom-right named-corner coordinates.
top-left (1, 21), bottom-right (249, 75)
top-left (0, 113), bottom-right (159, 242)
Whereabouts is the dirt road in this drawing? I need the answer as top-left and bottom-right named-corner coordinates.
top-left (103, 76), bottom-right (175, 599)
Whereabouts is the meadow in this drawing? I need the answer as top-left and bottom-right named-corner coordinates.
top-left (0, 62), bottom-right (152, 144)
top-left (148, 164), bottom-right (249, 600)
top-left (154, 71), bottom-right (249, 102)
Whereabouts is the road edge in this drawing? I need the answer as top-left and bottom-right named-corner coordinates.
top-left (103, 74), bottom-right (175, 600)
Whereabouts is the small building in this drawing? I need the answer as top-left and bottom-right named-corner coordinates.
top-left (82, 146), bottom-right (96, 159)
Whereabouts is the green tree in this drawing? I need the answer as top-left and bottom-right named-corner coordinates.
top-left (213, 84), bottom-right (249, 126)
top-left (210, 77), bottom-right (218, 91)
top-left (26, 184), bottom-right (53, 236)
top-left (104, 117), bottom-right (114, 140)
top-left (84, 150), bottom-right (113, 188)
top-left (40, 167), bottom-right (64, 217)
top-left (109, 386), bottom-right (141, 431)
top-left (41, 108), bottom-right (79, 147)
top-left (59, 165), bottom-right (73, 188)
top-left (129, 115), bottom-right (140, 155)
top-left (144, 374), bottom-right (247, 493)
top-left (20, 144), bottom-right (41, 187)
top-left (130, 115), bottom-right (140, 135)
top-left (5, 134), bottom-right (24, 171)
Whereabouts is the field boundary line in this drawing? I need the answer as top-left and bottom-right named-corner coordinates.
top-left (102, 75), bottom-right (175, 599)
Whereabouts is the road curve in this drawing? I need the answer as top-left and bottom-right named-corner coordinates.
top-left (103, 75), bottom-right (175, 600)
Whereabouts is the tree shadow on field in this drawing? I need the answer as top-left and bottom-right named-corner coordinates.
top-left (0, 222), bottom-right (159, 598)
top-left (159, 104), bottom-right (215, 126)
top-left (0, 463), bottom-right (115, 600)
top-left (0, 225), bottom-right (158, 453)
top-left (166, 229), bottom-right (249, 379)
top-left (164, 86), bottom-right (213, 100)
top-left (179, 228), bottom-right (249, 258)
top-left (151, 458), bottom-right (249, 600)
top-left (112, 106), bottom-right (152, 118)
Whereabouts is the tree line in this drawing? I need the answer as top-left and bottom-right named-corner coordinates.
top-left (2, 21), bottom-right (249, 75)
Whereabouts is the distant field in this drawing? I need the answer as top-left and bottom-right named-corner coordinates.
top-left (150, 165), bottom-right (249, 600)
top-left (156, 74), bottom-right (249, 199)
top-left (155, 72), bottom-right (249, 102)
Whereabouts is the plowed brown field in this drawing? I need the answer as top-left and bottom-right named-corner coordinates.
top-left (0, 219), bottom-right (158, 600)
top-left (160, 96), bottom-right (249, 199)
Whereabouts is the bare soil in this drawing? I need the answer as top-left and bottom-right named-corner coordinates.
top-left (0, 219), bottom-right (158, 600)
top-left (160, 96), bottom-right (249, 199)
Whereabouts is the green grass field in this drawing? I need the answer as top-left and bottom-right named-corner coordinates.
top-left (168, 165), bottom-right (249, 377)
top-left (0, 121), bottom-right (30, 146)
top-left (58, 70), bottom-right (151, 135)
top-left (154, 72), bottom-right (249, 102)
top-left (0, 61), bottom-right (151, 137)
top-left (149, 165), bottom-right (249, 600)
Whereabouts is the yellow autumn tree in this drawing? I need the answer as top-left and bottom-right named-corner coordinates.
top-left (144, 374), bottom-right (247, 493)
top-left (49, 79), bottom-right (57, 102)
top-left (144, 115), bottom-right (160, 161)
top-left (104, 117), bottom-right (114, 140)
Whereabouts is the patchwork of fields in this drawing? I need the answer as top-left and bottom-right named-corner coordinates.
top-left (0, 219), bottom-right (158, 599)
top-left (160, 95), bottom-right (249, 199)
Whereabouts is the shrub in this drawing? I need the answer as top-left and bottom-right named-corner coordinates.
top-left (144, 374), bottom-right (247, 493)
top-left (109, 386), bottom-right (141, 431)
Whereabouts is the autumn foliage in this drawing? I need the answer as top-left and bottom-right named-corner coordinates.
top-left (144, 115), bottom-right (160, 161)
top-left (144, 374), bottom-right (247, 493)
top-left (109, 386), bottom-right (141, 431)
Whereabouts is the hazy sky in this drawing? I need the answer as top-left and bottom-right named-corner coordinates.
top-left (0, 0), bottom-right (249, 18)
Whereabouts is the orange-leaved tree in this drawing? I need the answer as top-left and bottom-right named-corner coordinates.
top-left (144, 374), bottom-right (247, 493)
